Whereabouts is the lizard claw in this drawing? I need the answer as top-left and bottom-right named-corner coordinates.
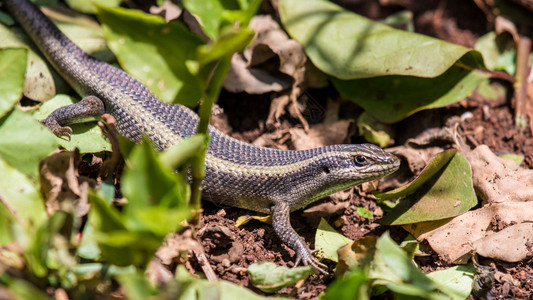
top-left (294, 242), bottom-right (329, 274)
top-left (42, 118), bottom-right (73, 140)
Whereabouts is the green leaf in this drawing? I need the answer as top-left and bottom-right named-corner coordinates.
top-left (378, 151), bottom-right (477, 225)
top-left (357, 112), bottom-right (392, 148)
top-left (279, 0), bottom-right (484, 80)
top-left (65, 0), bottom-right (121, 14)
top-left (475, 31), bottom-right (515, 72)
top-left (24, 211), bottom-right (73, 278)
top-left (332, 63), bottom-right (487, 123)
top-left (182, 0), bottom-right (261, 39)
top-left (0, 10), bottom-right (15, 26)
top-left (375, 149), bottom-right (457, 201)
top-left (0, 48), bottom-right (26, 118)
top-left (499, 153), bottom-right (524, 166)
top-left (371, 232), bottom-right (446, 299)
top-left (89, 192), bottom-right (169, 267)
top-left (248, 262), bottom-right (315, 293)
top-left (0, 9), bottom-right (114, 102)
top-left (195, 27), bottom-right (255, 68)
top-left (175, 265), bottom-right (276, 299)
top-left (427, 265), bottom-right (475, 300)
top-left (116, 272), bottom-right (156, 300)
top-left (0, 22), bottom-right (59, 102)
top-left (321, 268), bottom-right (370, 300)
top-left (121, 142), bottom-right (189, 211)
top-left (32, 94), bottom-right (112, 153)
top-left (314, 218), bottom-right (352, 262)
top-left (2, 277), bottom-right (50, 300)
top-left (159, 134), bottom-right (208, 169)
top-left (356, 207), bottom-right (374, 219)
top-left (0, 108), bottom-right (57, 179)
top-left (96, 5), bottom-right (204, 106)
top-left (0, 157), bottom-right (46, 245)
top-left (279, 0), bottom-right (488, 123)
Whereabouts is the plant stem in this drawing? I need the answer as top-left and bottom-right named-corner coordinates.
top-left (189, 57), bottom-right (232, 211)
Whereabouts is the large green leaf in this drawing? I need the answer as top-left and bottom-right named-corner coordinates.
top-left (377, 151), bottom-right (477, 225)
top-left (0, 108), bottom-right (57, 179)
top-left (32, 94), bottom-right (112, 153)
top-left (332, 59), bottom-right (487, 123)
top-left (0, 48), bottom-right (26, 118)
top-left (279, 0), bottom-right (484, 79)
top-left (96, 6), bottom-right (204, 106)
top-left (279, 0), bottom-right (488, 123)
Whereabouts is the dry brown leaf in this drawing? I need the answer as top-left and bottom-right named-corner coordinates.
top-left (39, 150), bottom-right (93, 216)
top-left (223, 15), bottom-right (304, 94)
top-left (466, 145), bottom-right (533, 203)
top-left (290, 120), bottom-right (353, 150)
top-left (224, 53), bottom-right (292, 94)
top-left (149, 0), bottom-right (182, 22)
top-left (146, 259), bottom-right (173, 285)
top-left (473, 222), bottom-right (533, 262)
top-left (408, 202), bottom-right (533, 263)
top-left (252, 128), bottom-right (290, 150)
top-left (303, 201), bottom-right (349, 225)
top-left (156, 231), bottom-right (202, 266)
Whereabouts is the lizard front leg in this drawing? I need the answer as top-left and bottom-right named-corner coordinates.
top-left (271, 201), bottom-right (328, 274)
top-left (42, 95), bottom-right (105, 139)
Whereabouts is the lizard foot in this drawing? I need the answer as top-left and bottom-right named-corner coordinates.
top-left (293, 241), bottom-right (328, 274)
top-left (42, 118), bottom-right (73, 140)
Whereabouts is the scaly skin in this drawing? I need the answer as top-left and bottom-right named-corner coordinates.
top-left (3, 0), bottom-right (400, 273)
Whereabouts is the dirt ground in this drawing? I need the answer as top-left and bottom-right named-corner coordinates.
top-left (188, 0), bottom-right (533, 298)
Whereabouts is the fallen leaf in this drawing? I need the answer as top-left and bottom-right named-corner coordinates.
top-left (409, 202), bottom-right (533, 263)
top-left (247, 262), bottom-right (315, 293)
top-left (314, 218), bottom-right (353, 262)
top-left (290, 119), bottom-right (352, 149)
top-left (223, 15), bottom-right (304, 94)
top-left (472, 222), bottom-right (533, 262)
top-left (465, 145), bottom-right (533, 203)
top-left (377, 150), bottom-right (477, 225)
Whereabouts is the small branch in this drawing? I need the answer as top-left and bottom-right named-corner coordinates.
top-left (514, 36), bottom-right (531, 132)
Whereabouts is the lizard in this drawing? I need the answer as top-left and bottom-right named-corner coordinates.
top-left (2, 0), bottom-right (400, 273)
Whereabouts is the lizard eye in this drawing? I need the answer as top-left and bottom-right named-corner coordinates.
top-left (354, 155), bottom-right (367, 166)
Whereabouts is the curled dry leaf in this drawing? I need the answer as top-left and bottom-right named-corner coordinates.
top-left (289, 120), bottom-right (353, 150)
top-left (466, 145), bottom-right (533, 203)
top-left (223, 15), bottom-right (310, 129)
top-left (407, 145), bottom-right (533, 263)
top-left (223, 15), bottom-right (304, 94)
top-left (39, 150), bottom-right (93, 216)
top-left (409, 202), bottom-right (533, 263)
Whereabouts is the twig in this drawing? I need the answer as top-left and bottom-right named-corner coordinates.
top-left (194, 249), bottom-right (218, 281)
top-left (514, 36), bottom-right (532, 132)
